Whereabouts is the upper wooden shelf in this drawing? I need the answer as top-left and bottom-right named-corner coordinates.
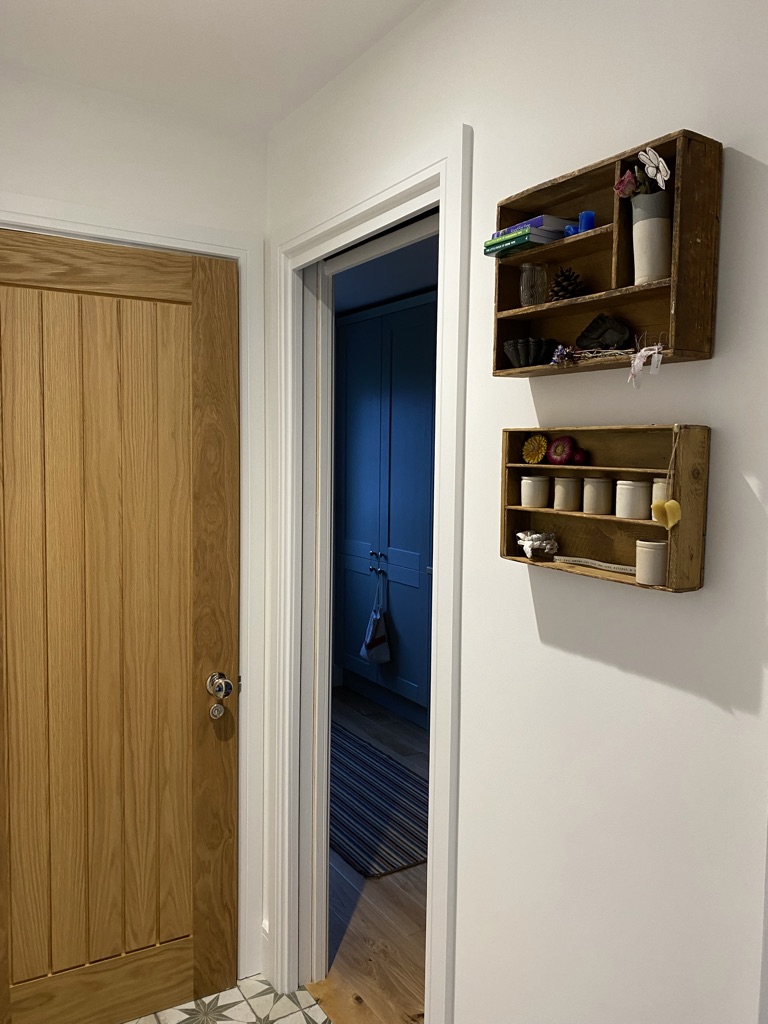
top-left (492, 129), bottom-right (723, 378)
top-left (496, 224), bottom-right (613, 267)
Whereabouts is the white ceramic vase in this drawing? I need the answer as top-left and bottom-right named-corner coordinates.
top-left (631, 191), bottom-right (672, 286)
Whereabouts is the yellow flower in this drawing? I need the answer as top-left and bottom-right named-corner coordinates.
top-left (522, 434), bottom-right (548, 464)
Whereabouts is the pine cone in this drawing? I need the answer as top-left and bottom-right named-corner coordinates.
top-left (549, 266), bottom-right (585, 301)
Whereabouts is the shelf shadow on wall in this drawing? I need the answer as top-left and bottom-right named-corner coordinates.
top-left (529, 447), bottom-right (766, 717)
top-left (526, 148), bottom-right (768, 717)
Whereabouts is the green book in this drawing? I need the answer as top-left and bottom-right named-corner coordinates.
top-left (483, 235), bottom-right (542, 256)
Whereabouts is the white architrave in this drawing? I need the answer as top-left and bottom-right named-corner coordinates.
top-left (264, 124), bottom-right (473, 1023)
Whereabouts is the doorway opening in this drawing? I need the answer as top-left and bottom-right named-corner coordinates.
top-left (265, 131), bottom-right (472, 1024)
top-left (306, 226), bottom-right (438, 1022)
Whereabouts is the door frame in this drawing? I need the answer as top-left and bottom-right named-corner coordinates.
top-left (0, 193), bottom-right (266, 985)
top-left (264, 124), bottom-right (472, 1023)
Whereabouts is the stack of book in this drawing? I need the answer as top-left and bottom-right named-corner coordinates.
top-left (484, 215), bottom-right (578, 257)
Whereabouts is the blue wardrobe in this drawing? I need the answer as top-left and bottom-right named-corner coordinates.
top-left (334, 291), bottom-right (437, 726)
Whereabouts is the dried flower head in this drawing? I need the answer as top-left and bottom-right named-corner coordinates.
top-left (638, 147), bottom-right (671, 190)
top-left (522, 434), bottom-right (548, 464)
top-left (614, 169), bottom-right (638, 198)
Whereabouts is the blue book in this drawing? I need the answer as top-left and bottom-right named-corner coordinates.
top-left (493, 214), bottom-right (577, 239)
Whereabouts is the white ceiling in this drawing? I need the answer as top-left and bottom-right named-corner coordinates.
top-left (0, 0), bottom-right (428, 131)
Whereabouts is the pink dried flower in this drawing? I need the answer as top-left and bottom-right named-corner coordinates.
top-left (614, 169), bottom-right (638, 198)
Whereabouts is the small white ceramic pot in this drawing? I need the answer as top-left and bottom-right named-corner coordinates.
top-left (520, 475), bottom-right (550, 508)
top-left (582, 476), bottom-right (612, 515)
top-left (615, 479), bottom-right (652, 520)
top-left (636, 539), bottom-right (668, 586)
top-left (553, 476), bottom-right (581, 512)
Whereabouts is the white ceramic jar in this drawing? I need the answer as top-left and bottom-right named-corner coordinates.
top-left (652, 476), bottom-right (668, 505)
top-left (553, 476), bottom-right (581, 511)
top-left (520, 475), bottom-right (550, 508)
top-left (636, 539), bottom-right (668, 586)
top-left (615, 479), bottom-right (652, 519)
top-left (582, 476), bottom-right (612, 515)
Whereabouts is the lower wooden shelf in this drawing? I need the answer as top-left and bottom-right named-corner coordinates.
top-left (501, 424), bottom-right (710, 592)
top-left (502, 554), bottom-right (672, 591)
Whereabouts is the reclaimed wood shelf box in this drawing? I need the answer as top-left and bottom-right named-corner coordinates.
top-left (492, 130), bottom-right (722, 378)
top-left (501, 425), bottom-right (710, 592)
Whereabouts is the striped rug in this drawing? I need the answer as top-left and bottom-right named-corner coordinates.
top-left (330, 723), bottom-right (428, 878)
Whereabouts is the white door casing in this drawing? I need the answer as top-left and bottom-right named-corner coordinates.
top-left (263, 124), bottom-right (473, 1024)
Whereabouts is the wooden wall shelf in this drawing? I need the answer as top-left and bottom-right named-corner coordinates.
top-left (501, 425), bottom-right (710, 591)
top-left (492, 130), bottom-right (722, 378)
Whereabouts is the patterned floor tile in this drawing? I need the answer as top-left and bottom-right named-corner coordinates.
top-left (238, 976), bottom-right (328, 1023)
top-left (157, 988), bottom-right (257, 1023)
top-left (276, 1009), bottom-right (329, 1024)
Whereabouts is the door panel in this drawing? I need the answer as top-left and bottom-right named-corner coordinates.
top-left (82, 295), bottom-right (124, 962)
top-left (157, 303), bottom-right (193, 945)
top-left (122, 297), bottom-right (161, 953)
top-left (43, 290), bottom-right (88, 974)
top-left (384, 303), bottom-right (436, 574)
top-left (338, 317), bottom-right (381, 558)
top-left (0, 232), bottom-right (239, 1024)
top-left (2, 287), bottom-right (50, 985)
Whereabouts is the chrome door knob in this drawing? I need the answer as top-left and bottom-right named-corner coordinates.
top-left (206, 671), bottom-right (234, 700)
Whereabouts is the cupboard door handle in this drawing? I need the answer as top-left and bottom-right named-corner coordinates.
top-left (369, 549), bottom-right (376, 557)
top-left (377, 568), bottom-right (386, 575)
top-left (368, 565), bottom-right (375, 572)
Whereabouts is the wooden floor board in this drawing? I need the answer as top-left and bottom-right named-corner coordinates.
top-left (310, 690), bottom-right (427, 1023)
top-left (332, 689), bottom-right (430, 779)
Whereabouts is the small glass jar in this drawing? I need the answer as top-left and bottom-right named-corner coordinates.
top-left (520, 263), bottom-right (547, 306)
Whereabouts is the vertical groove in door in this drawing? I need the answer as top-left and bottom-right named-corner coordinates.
top-left (121, 299), bottom-right (159, 952)
top-left (82, 295), bottom-right (125, 961)
top-left (0, 287), bottom-right (51, 982)
top-left (156, 304), bottom-right (193, 943)
top-left (0, 289), bottom-right (10, 1024)
top-left (42, 291), bottom-right (89, 973)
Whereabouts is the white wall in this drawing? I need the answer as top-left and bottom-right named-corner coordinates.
top-left (0, 65), bottom-right (266, 235)
top-left (266, 2), bottom-right (768, 1021)
top-left (0, 63), bottom-right (268, 981)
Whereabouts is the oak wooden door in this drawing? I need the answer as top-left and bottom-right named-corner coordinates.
top-left (0, 229), bottom-right (240, 1024)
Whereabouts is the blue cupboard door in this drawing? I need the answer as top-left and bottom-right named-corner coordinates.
top-left (335, 315), bottom-right (383, 680)
top-left (377, 298), bottom-right (437, 709)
